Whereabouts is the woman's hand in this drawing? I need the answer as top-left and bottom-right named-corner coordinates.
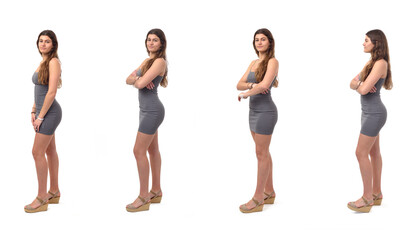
top-left (31, 113), bottom-right (36, 126)
top-left (369, 86), bottom-right (377, 93)
top-left (238, 92), bottom-right (249, 102)
top-left (146, 82), bottom-right (155, 90)
top-left (126, 70), bottom-right (138, 85)
top-left (252, 83), bottom-right (269, 94)
top-left (33, 118), bottom-right (43, 132)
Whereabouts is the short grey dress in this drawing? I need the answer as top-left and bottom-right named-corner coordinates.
top-left (137, 69), bottom-right (165, 135)
top-left (247, 71), bottom-right (278, 135)
top-left (360, 78), bottom-right (387, 137)
top-left (32, 72), bottom-right (62, 135)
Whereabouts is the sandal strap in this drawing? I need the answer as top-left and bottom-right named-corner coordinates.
top-left (252, 198), bottom-right (262, 206)
top-left (48, 190), bottom-right (60, 198)
top-left (138, 196), bottom-right (148, 204)
top-left (36, 197), bottom-right (46, 205)
top-left (373, 193), bottom-right (382, 200)
top-left (264, 191), bottom-right (275, 199)
top-left (150, 190), bottom-right (161, 198)
top-left (362, 197), bottom-right (373, 205)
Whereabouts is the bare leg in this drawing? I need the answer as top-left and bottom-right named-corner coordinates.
top-left (129, 131), bottom-right (155, 208)
top-left (241, 132), bottom-right (273, 209)
top-left (46, 135), bottom-right (60, 196)
top-left (369, 135), bottom-right (383, 196)
top-left (148, 132), bottom-right (162, 197)
top-left (28, 133), bottom-right (54, 208)
top-left (264, 153), bottom-right (275, 196)
top-left (352, 133), bottom-right (377, 207)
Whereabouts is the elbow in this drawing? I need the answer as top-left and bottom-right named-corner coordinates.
top-left (357, 89), bottom-right (368, 95)
top-left (256, 85), bottom-right (269, 93)
top-left (134, 82), bottom-right (145, 89)
top-left (236, 84), bottom-right (243, 90)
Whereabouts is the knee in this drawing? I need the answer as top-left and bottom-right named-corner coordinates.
top-left (369, 150), bottom-right (381, 160)
top-left (46, 147), bottom-right (57, 157)
top-left (255, 148), bottom-right (269, 161)
top-left (133, 147), bottom-right (146, 158)
top-left (355, 149), bottom-right (368, 161)
top-left (32, 147), bottom-right (44, 160)
top-left (148, 148), bottom-right (160, 158)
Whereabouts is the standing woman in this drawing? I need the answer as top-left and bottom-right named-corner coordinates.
top-left (125, 29), bottom-right (167, 212)
top-left (25, 30), bottom-right (62, 213)
top-left (348, 29), bottom-right (392, 213)
top-left (237, 28), bottom-right (279, 213)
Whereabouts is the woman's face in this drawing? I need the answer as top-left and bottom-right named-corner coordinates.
top-left (363, 35), bottom-right (374, 53)
top-left (254, 33), bottom-right (270, 52)
top-left (38, 35), bottom-right (53, 55)
top-left (146, 34), bottom-right (162, 53)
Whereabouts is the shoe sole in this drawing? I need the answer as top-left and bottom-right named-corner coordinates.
top-left (24, 203), bottom-right (48, 213)
top-left (126, 203), bottom-right (150, 212)
top-left (347, 203), bottom-right (372, 213)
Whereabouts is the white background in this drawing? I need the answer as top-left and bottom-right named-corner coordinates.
top-left (1, 0), bottom-right (411, 239)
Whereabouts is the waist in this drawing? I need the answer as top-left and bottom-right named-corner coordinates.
top-left (249, 96), bottom-right (276, 111)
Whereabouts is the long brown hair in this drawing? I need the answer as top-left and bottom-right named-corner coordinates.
top-left (141, 28), bottom-right (168, 87)
top-left (36, 30), bottom-right (61, 87)
top-left (361, 29), bottom-right (392, 90)
top-left (253, 28), bottom-right (278, 87)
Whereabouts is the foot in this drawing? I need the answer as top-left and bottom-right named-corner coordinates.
top-left (239, 198), bottom-right (264, 211)
top-left (47, 190), bottom-right (60, 199)
top-left (348, 196), bottom-right (373, 208)
top-left (149, 189), bottom-right (162, 199)
top-left (126, 196), bottom-right (150, 209)
top-left (373, 192), bottom-right (383, 200)
top-left (25, 196), bottom-right (48, 210)
top-left (264, 191), bottom-right (276, 200)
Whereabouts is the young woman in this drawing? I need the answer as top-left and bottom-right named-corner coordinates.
top-left (25, 30), bottom-right (62, 213)
top-left (237, 28), bottom-right (279, 213)
top-left (348, 29), bottom-right (392, 213)
top-left (125, 29), bottom-right (167, 212)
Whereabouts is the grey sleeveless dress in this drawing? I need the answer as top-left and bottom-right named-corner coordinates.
top-left (247, 71), bottom-right (277, 135)
top-left (136, 69), bottom-right (165, 135)
top-left (360, 78), bottom-right (387, 137)
top-left (32, 72), bottom-right (62, 135)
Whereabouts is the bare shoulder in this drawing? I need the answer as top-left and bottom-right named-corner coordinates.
top-left (269, 58), bottom-right (279, 65)
top-left (49, 58), bottom-right (61, 71)
top-left (49, 58), bottom-right (61, 66)
top-left (154, 58), bottom-right (166, 64)
top-left (374, 59), bottom-right (388, 66)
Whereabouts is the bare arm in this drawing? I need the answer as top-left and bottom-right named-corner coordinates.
top-left (239, 58), bottom-right (278, 98)
top-left (350, 73), bottom-right (361, 90)
top-left (356, 60), bottom-right (387, 95)
top-left (133, 58), bottom-right (166, 89)
top-left (38, 58), bottom-right (60, 119)
top-left (237, 60), bottom-right (255, 90)
top-left (126, 59), bottom-right (148, 85)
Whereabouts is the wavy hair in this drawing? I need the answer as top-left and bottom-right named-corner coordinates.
top-left (253, 28), bottom-right (278, 87)
top-left (361, 29), bottom-right (392, 90)
top-left (141, 28), bottom-right (168, 87)
top-left (36, 30), bottom-right (61, 88)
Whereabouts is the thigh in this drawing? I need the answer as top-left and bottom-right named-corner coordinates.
top-left (33, 133), bottom-right (54, 154)
top-left (147, 132), bottom-right (159, 153)
top-left (356, 133), bottom-right (377, 155)
top-left (253, 133), bottom-right (273, 151)
top-left (134, 131), bottom-right (156, 152)
top-left (46, 135), bottom-right (56, 153)
top-left (369, 134), bottom-right (381, 156)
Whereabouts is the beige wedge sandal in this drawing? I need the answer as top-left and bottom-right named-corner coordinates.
top-left (373, 193), bottom-right (383, 206)
top-left (264, 191), bottom-right (276, 204)
top-left (239, 198), bottom-right (264, 213)
top-left (48, 190), bottom-right (60, 204)
top-left (150, 190), bottom-right (162, 204)
top-left (347, 197), bottom-right (374, 213)
top-left (24, 197), bottom-right (49, 213)
top-left (126, 196), bottom-right (150, 212)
